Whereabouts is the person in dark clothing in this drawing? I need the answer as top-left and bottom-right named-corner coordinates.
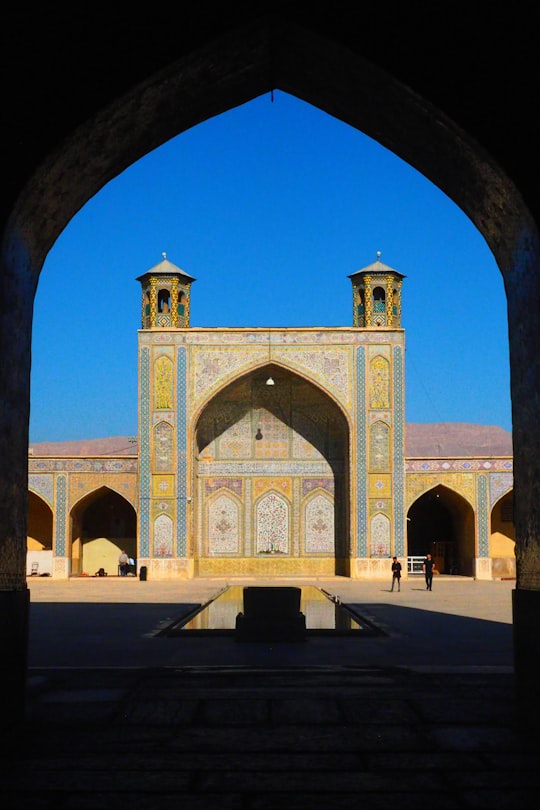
top-left (391, 556), bottom-right (402, 592)
top-left (423, 553), bottom-right (435, 590)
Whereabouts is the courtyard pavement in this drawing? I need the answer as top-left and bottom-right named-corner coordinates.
top-left (2, 575), bottom-right (537, 809)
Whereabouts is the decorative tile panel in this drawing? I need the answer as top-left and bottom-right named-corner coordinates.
top-left (369, 355), bottom-right (390, 408)
top-left (200, 461), bottom-right (336, 476)
top-left (302, 478), bottom-right (334, 496)
top-left (69, 474), bottom-right (138, 509)
top-left (356, 346), bottom-right (367, 555)
top-left (477, 474), bottom-right (489, 557)
top-left (29, 458), bottom-right (137, 473)
top-left (208, 494), bottom-right (241, 554)
top-left (369, 474), bottom-right (391, 498)
top-left (192, 346), bottom-right (267, 408)
top-left (369, 498), bottom-right (391, 515)
top-left (204, 478), bottom-right (243, 497)
top-left (393, 344), bottom-right (405, 556)
top-left (176, 347), bottom-right (187, 556)
top-left (153, 514), bottom-right (174, 557)
top-left (152, 475), bottom-right (175, 498)
top-left (55, 475), bottom-right (67, 557)
top-left (271, 347), bottom-right (352, 408)
top-left (489, 472), bottom-right (513, 506)
top-left (406, 472), bottom-right (475, 508)
top-left (255, 491), bottom-right (290, 554)
top-left (29, 474), bottom-right (54, 505)
top-left (139, 346), bottom-right (151, 556)
top-left (304, 493), bottom-right (334, 553)
top-left (370, 513), bottom-right (391, 557)
top-left (154, 421), bottom-right (174, 471)
top-left (154, 356), bottom-right (174, 409)
top-left (406, 458), bottom-right (512, 472)
top-left (253, 477), bottom-right (292, 501)
top-left (370, 421), bottom-right (390, 471)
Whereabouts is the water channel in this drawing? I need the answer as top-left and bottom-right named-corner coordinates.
top-left (163, 585), bottom-right (383, 636)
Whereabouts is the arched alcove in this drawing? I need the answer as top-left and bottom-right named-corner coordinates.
top-left (407, 484), bottom-right (475, 576)
top-left (27, 492), bottom-right (53, 552)
top-left (26, 492), bottom-right (53, 576)
top-left (490, 490), bottom-right (515, 578)
top-left (70, 486), bottom-right (137, 576)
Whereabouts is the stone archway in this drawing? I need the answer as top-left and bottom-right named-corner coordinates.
top-left (2, 14), bottom-right (535, 585)
top-left (2, 11), bottom-right (540, 728)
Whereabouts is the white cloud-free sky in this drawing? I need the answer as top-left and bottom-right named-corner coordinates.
top-left (30, 91), bottom-right (511, 442)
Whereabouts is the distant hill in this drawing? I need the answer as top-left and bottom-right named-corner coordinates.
top-left (28, 437), bottom-right (138, 456)
top-left (29, 424), bottom-right (513, 458)
top-left (405, 423), bottom-right (513, 457)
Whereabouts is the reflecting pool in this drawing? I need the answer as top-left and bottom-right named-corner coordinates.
top-left (164, 585), bottom-right (382, 636)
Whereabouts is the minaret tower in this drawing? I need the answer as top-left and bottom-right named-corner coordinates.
top-left (136, 254), bottom-right (196, 581)
top-left (348, 251), bottom-right (405, 327)
top-left (136, 252), bottom-right (196, 329)
top-left (347, 253), bottom-right (407, 575)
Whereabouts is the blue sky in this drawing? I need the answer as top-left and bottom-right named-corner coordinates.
top-left (30, 91), bottom-right (511, 443)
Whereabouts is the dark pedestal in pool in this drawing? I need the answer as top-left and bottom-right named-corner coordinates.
top-left (235, 586), bottom-right (307, 642)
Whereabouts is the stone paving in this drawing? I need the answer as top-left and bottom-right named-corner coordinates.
top-left (1, 576), bottom-right (538, 808)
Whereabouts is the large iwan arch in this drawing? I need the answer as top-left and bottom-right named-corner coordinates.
top-left (193, 363), bottom-right (350, 576)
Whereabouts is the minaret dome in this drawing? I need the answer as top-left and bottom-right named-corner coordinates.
top-left (348, 252), bottom-right (405, 327)
top-left (136, 253), bottom-right (196, 329)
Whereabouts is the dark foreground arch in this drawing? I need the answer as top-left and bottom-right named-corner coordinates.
top-left (2, 6), bottom-right (539, 729)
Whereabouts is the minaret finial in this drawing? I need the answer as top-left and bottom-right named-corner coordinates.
top-left (376, 251), bottom-right (381, 261)
top-left (162, 251), bottom-right (167, 260)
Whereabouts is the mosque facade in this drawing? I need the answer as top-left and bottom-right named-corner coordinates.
top-left (26, 256), bottom-right (515, 581)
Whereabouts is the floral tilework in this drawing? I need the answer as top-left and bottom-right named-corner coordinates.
top-left (153, 513), bottom-right (174, 557)
top-left (154, 421), bottom-right (174, 471)
top-left (55, 475), bottom-right (67, 557)
top-left (370, 512), bottom-right (391, 557)
top-left (176, 346), bottom-right (187, 556)
top-left (256, 491), bottom-right (290, 554)
top-left (356, 346), bottom-right (367, 556)
top-left (393, 344), bottom-right (405, 556)
top-left (489, 472), bottom-right (513, 506)
top-left (208, 494), bottom-right (240, 554)
top-left (305, 493), bottom-right (334, 553)
top-left (139, 346), bottom-right (151, 556)
top-left (28, 474), bottom-right (54, 505)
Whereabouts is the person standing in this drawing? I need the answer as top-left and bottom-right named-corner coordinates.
top-left (391, 556), bottom-right (402, 592)
top-left (118, 549), bottom-right (129, 577)
top-left (423, 553), bottom-right (435, 590)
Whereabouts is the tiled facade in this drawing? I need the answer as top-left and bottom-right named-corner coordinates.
top-left (27, 257), bottom-right (514, 579)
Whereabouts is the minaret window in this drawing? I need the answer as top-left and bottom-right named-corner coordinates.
top-left (158, 289), bottom-right (171, 313)
top-left (373, 287), bottom-right (385, 312)
top-left (178, 292), bottom-right (186, 316)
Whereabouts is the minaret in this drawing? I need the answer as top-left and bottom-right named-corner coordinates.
top-left (136, 253), bottom-right (195, 579)
top-left (136, 252), bottom-right (196, 328)
top-left (348, 252), bottom-right (405, 327)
